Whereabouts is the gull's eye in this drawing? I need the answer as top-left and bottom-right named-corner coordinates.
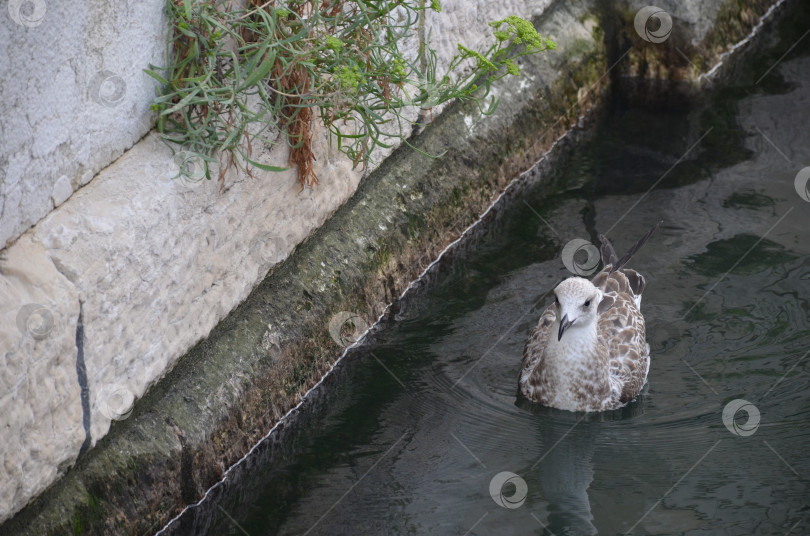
top-left (583, 299), bottom-right (591, 307)
top-left (554, 296), bottom-right (559, 306)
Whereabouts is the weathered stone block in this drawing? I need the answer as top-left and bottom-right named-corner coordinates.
top-left (0, 0), bottom-right (167, 248)
top-left (0, 235), bottom-right (82, 522)
top-left (31, 126), bottom-right (360, 448)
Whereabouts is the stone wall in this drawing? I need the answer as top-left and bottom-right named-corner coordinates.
top-left (0, 0), bottom-right (554, 524)
top-left (0, 0), bottom-right (166, 249)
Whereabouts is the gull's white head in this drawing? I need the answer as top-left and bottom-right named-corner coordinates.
top-left (553, 277), bottom-right (603, 341)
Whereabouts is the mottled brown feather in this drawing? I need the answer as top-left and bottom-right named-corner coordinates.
top-left (595, 271), bottom-right (649, 403)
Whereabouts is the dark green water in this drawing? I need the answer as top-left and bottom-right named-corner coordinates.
top-left (169, 4), bottom-right (810, 535)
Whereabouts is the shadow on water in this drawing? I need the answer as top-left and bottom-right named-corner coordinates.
top-left (161, 2), bottom-right (810, 535)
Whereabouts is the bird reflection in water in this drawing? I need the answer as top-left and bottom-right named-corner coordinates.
top-left (515, 395), bottom-right (647, 535)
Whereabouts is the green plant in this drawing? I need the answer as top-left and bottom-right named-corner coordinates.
top-left (146, 0), bottom-right (556, 188)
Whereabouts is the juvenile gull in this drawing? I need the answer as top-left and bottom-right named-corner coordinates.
top-left (519, 223), bottom-right (661, 412)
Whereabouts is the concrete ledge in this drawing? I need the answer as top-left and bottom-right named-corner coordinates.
top-left (617, 0), bottom-right (781, 84)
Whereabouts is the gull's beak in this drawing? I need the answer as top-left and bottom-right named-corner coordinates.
top-left (558, 314), bottom-right (575, 341)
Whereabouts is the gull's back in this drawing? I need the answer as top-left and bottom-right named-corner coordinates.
top-left (591, 267), bottom-right (650, 404)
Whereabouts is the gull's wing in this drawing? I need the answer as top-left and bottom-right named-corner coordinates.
top-left (593, 269), bottom-right (650, 403)
top-left (519, 303), bottom-right (556, 399)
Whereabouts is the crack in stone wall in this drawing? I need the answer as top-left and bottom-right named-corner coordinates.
top-left (75, 302), bottom-right (92, 456)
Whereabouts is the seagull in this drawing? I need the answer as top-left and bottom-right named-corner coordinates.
top-left (519, 222), bottom-right (661, 412)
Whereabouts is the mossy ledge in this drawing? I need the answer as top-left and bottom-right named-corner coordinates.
top-left (619, 0), bottom-right (781, 83)
top-left (0, 0), bottom-right (784, 534)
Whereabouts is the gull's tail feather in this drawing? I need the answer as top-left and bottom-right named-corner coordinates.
top-left (600, 220), bottom-right (662, 274)
top-left (599, 235), bottom-right (619, 267)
